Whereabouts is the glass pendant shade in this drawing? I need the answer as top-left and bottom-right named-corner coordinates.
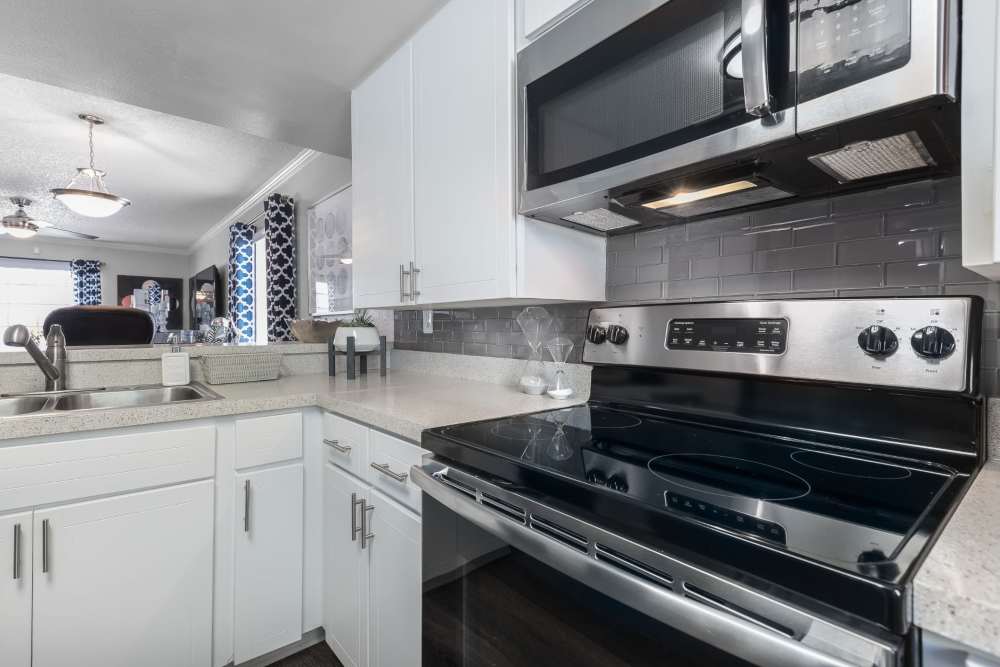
top-left (52, 168), bottom-right (131, 218)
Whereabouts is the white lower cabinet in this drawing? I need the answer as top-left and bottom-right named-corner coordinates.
top-left (0, 511), bottom-right (31, 667)
top-left (369, 488), bottom-right (421, 667)
top-left (324, 463), bottom-right (422, 667)
top-left (31, 481), bottom-right (214, 667)
top-left (234, 462), bottom-right (305, 664)
top-left (324, 463), bottom-right (370, 667)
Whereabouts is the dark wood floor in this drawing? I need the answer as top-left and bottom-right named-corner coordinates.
top-left (271, 641), bottom-right (343, 667)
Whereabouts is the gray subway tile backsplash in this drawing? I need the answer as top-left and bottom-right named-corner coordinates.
top-left (394, 176), bottom-right (1000, 393)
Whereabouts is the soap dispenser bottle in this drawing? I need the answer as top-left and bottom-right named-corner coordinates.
top-left (161, 334), bottom-right (191, 386)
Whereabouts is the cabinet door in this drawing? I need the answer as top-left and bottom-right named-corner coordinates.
top-left (234, 463), bottom-right (304, 663)
top-left (412, 0), bottom-right (515, 303)
top-left (353, 43), bottom-right (415, 309)
top-left (369, 489), bottom-right (421, 667)
top-left (0, 511), bottom-right (30, 667)
top-left (324, 463), bottom-right (370, 667)
top-left (32, 481), bottom-right (214, 667)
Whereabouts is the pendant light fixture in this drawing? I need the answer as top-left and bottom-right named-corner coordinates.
top-left (51, 113), bottom-right (131, 218)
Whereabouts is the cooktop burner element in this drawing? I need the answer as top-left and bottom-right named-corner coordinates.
top-left (422, 297), bottom-right (984, 635)
top-left (648, 453), bottom-right (812, 501)
top-left (790, 450), bottom-right (913, 480)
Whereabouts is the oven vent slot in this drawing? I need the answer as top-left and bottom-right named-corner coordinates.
top-left (595, 544), bottom-right (673, 590)
top-left (683, 583), bottom-right (796, 638)
top-left (528, 515), bottom-right (589, 552)
top-left (481, 493), bottom-right (527, 523)
top-left (435, 472), bottom-right (477, 499)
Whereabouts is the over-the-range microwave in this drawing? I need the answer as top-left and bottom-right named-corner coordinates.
top-left (517, 0), bottom-right (960, 235)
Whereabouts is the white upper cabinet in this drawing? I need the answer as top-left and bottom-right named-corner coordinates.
top-left (31, 482), bottom-right (214, 667)
top-left (412, 0), bottom-right (514, 303)
top-left (352, 0), bottom-right (606, 309)
top-left (518, 0), bottom-right (591, 45)
top-left (353, 43), bottom-right (415, 308)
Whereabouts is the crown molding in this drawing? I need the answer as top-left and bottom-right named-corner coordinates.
top-left (187, 148), bottom-right (320, 253)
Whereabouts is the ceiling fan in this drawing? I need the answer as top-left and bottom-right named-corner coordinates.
top-left (1, 197), bottom-right (98, 240)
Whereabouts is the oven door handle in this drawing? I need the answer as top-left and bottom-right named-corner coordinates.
top-left (413, 463), bottom-right (885, 667)
top-left (741, 0), bottom-right (773, 117)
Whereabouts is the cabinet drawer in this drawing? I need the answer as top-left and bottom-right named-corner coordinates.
top-left (235, 412), bottom-right (303, 469)
top-left (322, 413), bottom-right (369, 478)
top-left (367, 430), bottom-right (427, 513)
top-left (0, 424), bottom-right (215, 512)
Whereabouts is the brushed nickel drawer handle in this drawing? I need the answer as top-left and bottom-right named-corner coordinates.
top-left (12, 523), bottom-right (21, 580)
top-left (371, 462), bottom-right (408, 482)
top-left (324, 438), bottom-right (352, 454)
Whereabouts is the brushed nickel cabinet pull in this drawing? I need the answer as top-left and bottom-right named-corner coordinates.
top-left (361, 499), bottom-right (375, 550)
top-left (371, 462), bottom-right (408, 483)
top-left (243, 480), bottom-right (251, 533)
top-left (324, 438), bottom-right (352, 454)
top-left (41, 518), bottom-right (49, 573)
top-left (12, 523), bottom-right (20, 580)
top-left (351, 492), bottom-right (363, 542)
top-left (400, 264), bottom-right (412, 302)
top-left (410, 261), bottom-right (421, 300)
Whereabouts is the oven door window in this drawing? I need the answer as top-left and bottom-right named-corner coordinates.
top-left (422, 496), bottom-right (756, 667)
top-left (524, 0), bottom-right (794, 191)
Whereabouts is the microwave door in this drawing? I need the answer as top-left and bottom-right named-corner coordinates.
top-left (518, 0), bottom-right (797, 218)
top-left (795, 0), bottom-right (958, 134)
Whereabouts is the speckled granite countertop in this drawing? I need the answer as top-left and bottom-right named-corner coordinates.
top-left (914, 462), bottom-right (1000, 657)
top-left (0, 371), bottom-right (582, 444)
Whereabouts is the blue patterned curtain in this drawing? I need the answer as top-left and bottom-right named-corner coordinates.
top-left (70, 259), bottom-right (102, 305)
top-left (264, 193), bottom-right (296, 342)
top-left (227, 223), bottom-right (255, 343)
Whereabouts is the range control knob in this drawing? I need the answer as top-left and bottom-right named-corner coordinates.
top-left (606, 325), bottom-right (630, 345)
top-left (911, 326), bottom-right (956, 359)
top-left (586, 324), bottom-right (607, 344)
top-left (857, 325), bottom-right (898, 356)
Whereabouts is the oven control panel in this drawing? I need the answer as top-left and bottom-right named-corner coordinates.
top-left (666, 318), bottom-right (787, 354)
top-left (583, 298), bottom-right (979, 393)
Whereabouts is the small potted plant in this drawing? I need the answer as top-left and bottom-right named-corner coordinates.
top-left (333, 309), bottom-right (380, 352)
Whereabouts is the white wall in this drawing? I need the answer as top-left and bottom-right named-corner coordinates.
top-left (188, 152), bottom-right (353, 320)
top-left (0, 237), bottom-right (190, 327)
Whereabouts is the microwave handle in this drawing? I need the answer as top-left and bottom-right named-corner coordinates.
top-left (741, 0), bottom-right (773, 117)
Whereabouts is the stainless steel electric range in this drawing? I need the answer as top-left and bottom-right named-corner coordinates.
top-left (414, 297), bottom-right (985, 667)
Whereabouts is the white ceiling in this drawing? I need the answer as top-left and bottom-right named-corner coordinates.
top-left (0, 73), bottom-right (305, 250)
top-left (0, 0), bottom-right (448, 156)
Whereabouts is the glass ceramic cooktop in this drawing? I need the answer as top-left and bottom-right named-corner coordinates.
top-left (436, 404), bottom-right (956, 568)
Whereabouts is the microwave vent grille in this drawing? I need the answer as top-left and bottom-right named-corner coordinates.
top-left (807, 131), bottom-right (935, 183)
top-left (561, 208), bottom-right (640, 231)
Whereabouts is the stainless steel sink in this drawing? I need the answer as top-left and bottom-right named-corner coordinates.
top-left (0, 395), bottom-right (50, 417)
top-left (0, 383), bottom-right (220, 417)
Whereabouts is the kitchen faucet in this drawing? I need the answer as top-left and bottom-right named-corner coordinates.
top-left (3, 324), bottom-right (66, 391)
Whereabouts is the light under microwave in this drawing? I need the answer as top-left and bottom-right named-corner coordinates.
top-left (517, 0), bottom-right (960, 235)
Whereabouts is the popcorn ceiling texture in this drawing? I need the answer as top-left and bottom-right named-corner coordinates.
top-left (395, 177), bottom-right (1000, 393)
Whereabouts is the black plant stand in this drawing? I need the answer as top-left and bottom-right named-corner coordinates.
top-left (328, 335), bottom-right (387, 379)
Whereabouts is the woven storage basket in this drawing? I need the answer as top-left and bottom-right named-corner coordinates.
top-left (200, 352), bottom-right (282, 385)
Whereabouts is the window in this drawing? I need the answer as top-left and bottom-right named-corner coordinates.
top-left (253, 236), bottom-right (268, 345)
top-left (0, 257), bottom-right (74, 347)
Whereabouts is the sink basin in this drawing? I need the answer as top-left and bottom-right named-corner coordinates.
top-left (0, 396), bottom-right (49, 417)
top-left (53, 385), bottom-right (216, 411)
